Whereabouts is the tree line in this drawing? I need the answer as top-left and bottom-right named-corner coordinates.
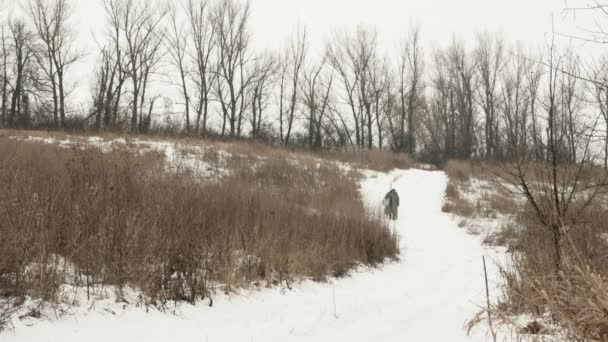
top-left (0, 0), bottom-right (605, 165)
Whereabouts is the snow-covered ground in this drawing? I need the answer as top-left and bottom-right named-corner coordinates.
top-left (1, 168), bottom-right (507, 342)
top-left (454, 178), bottom-right (520, 242)
top-left (11, 135), bottom-right (230, 180)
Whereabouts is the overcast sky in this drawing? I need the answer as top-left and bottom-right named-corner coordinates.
top-left (248, 0), bottom-right (608, 58)
top-left (247, 0), bottom-right (570, 51)
top-left (6, 0), bottom-right (605, 108)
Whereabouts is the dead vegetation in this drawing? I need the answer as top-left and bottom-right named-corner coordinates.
top-left (441, 182), bottom-right (475, 217)
top-left (442, 160), bottom-right (476, 217)
top-left (489, 205), bottom-right (608, 340)
top-left (321, 149), bottom-right (414, 172)
top-left (0, 136), bottom-right (398, 316)
top-left (443, 158), bottom-right (608, 341)
top-left (442, 160), bottom-right (518, 221)
top-left (444, 159), bottom-right (475, 182)
top-left (0, 129), bottom-right (415, 172)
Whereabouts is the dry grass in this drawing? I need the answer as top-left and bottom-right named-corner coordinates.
top-left (0, 129), bottom-right (415, 172)
top-left (483, 222), bottom-right (520, 249)
top-left (442, 159), bottom-right (608, 339)
top-left (499, 205), bottom-right (608, 306)
top-left (488, 257), bottom-right (608, 341)
top-left (540, 265), bottom-right (608, 341)
top-left (443, 158), bottom-right (520, 220)
top-left (441, 182), bottom-right (475, 217)
top-left (484, 190), bottom-right (519, 216)
top-left (0, 137), bottom-right (398, 309)
top-left (452, 162), bottom-right (608, 341)
top-left (442, 160), bottom-right (484, 218)
top-left (445, 159), bottom-right (476, 181)
top-left (321, 149), bottom-right (414, 172)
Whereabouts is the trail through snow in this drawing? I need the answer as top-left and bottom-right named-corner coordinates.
top-left (1, 169), bottom-right (504, 342)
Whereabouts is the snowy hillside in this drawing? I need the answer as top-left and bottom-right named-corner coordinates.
top-left (1, 167), bottom-right (507, 342)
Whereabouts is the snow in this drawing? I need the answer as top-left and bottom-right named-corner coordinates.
top-left (11, 134), bottom-right (358, 181)
top-left (0, 168), bottom-right (507, 342)
top-left (11, 135), bottom-right (227, 180)
top-left (453, 177), bottom-right (522, 243)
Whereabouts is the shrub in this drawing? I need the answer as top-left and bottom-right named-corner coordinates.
top-left (0, 137), bottom-right (398, 307)
top-left (466, 176), bottom-right (608, 340)
top-left (442, 182), bottom-right (475, 217)
top-left (445, 159), bottom-right (474, 181)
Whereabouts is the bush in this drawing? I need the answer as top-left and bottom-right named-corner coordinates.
top-left (322, 149), bottom-right (415, 172)
top-left (0, 138), bottom-right (398, 306)
top-left (441, 182), bottom-right (475, 217)
top-left (466, 177), bottom-right (608, 340)
top-left (444, 159), bottom-right (474, 181)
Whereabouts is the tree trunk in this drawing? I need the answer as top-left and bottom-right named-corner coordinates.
top-left (47, 57), bottom-right (58, 128)
top-left (58, 70), bottom-right (66, 127)
top-left (367, 104), bottom-right (373, 150)
top-left (605, 119), bottom-right (608, 169)
top-left (131, 70), bottom-right (139, 132)
top-left (180, 67), bottom-right (191, 133)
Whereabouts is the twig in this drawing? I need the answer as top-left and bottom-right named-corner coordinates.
top-left (483, 255), bottom-right (497, 342)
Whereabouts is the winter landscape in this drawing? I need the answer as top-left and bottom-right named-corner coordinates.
top-left (2, 0), bottom-right (608, 341)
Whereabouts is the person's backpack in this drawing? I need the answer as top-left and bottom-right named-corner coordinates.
top-left (392, 190), bottom-right (400, 207)
top-left (383, 192), bottom-right (393, 216)
top-left (383, 197), bottom-right (390, 215)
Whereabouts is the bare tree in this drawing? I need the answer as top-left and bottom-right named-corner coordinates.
top-left (501, 49), bottom-right (530, 160)
top-left (185, 0), bottom-right (215, 135)
top-left (103, 0), bottom-right (167, 133)
top-left (300, 55), bottom-right (334, 150)
top-left (395, 27), bottom-right (424, 154)
top-left (496, 35), bottom-right (606, 275)
top-left (249, 52), bottom-right (275, 139)
top-left (0, 25), bottom-right (9, 127)
top-left (369, 56), bottom-right (391, 150)
top-left (526, 51), bottom-right (544, 161)
top-left (327, 31), bottom-right (358, 148)
top-left (91, 45), bottom-right (127, 130)
top-left (327, 27), bottom-right (378, 149)
top-left (278, 27), bottom-right (306, 145)
top-left (211, 0), bottom-right (255, 137)
top-left (166, 3), bottom-right (191, 133)
top-left (559, 50), bottom-right (585, 163)
top-left (531, 31), bottom-right (567, 270)
top-left (28, 0), bottom-right (80, 128)
top-left (100, 3), bottom-right (129, 130)
top-left (593, 55), bottom-right (608, 168)
top-left (474, 32), bottom-right (505, 159)
top-left (424, 41), bottom-right (478, 160)
top-left (424, 51), bottom-right (451, 161)
top-left (91, 47), bottom-right (112, 129)
top-left (355, 28), bottom-right (378, 150)
top-left (8, 20), bottom-right (34, 128)
top-left (446, 39), bottom-right (477, 158)
top-left (422, 60), bottom-right (449, 163)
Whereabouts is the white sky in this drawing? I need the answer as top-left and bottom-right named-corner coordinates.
top-left (5, 0), bottom-right (607, 111)
top-left (248, 0), bottom-right (571, 52)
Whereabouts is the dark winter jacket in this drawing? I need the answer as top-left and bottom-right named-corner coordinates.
top-left (384, 189), bottom-right (400, 207)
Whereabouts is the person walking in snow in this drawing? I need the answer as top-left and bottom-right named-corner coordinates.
top-left (383, 189), bottom-right (400, 220)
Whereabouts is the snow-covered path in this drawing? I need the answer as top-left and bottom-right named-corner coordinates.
top-left (2, 169), bottom-right (501, 342)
